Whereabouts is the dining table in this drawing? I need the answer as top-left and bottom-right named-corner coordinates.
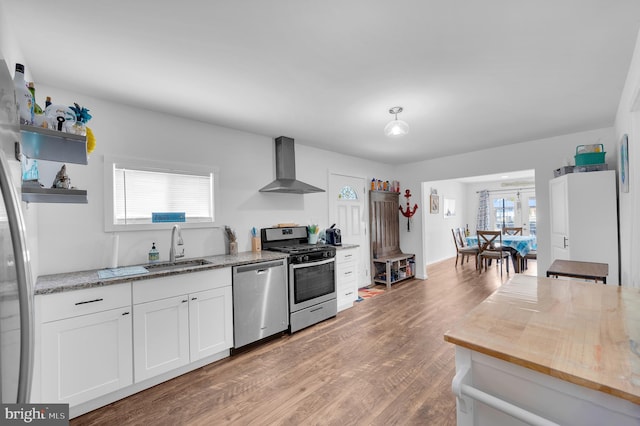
top-left (466, 234), bottom-right (537, 273)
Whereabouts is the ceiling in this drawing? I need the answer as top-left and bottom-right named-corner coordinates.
top-left (3, 1), bottom-right (640, 165)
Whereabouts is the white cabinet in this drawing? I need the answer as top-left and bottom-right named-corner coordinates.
top-left (133, 295), bottom-right (190, 382)
top-left (549, 170), bottom-right (618, 285)
top-left (132, 267), bottom-right (232, 382)
top-left (36, 283), bottom-right (132, 406)
top-left (336, 248), bottom-right (358, 312)
top-left (189, 287), bottom-right (233, 360)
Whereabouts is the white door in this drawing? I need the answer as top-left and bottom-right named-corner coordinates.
top-left (490, 190), bottom-right (536, 236)
top-left (133, 295), bottom-right (190, 382)
top-left (520, 191), bottom-right (537, 236)
top-left (189, 287), bottom-right (233, 361)
top-left (41, 307), bottom-right (132, 406)
top-left (329, 173), bottom-right (368, 287)
top-left (549, 176), bottom-right (570, 260)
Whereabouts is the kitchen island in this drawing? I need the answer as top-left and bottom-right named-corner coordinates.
top-left (444, 274), bottom-right (640, 426)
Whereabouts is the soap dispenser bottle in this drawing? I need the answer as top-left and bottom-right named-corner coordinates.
top-left (149, 242), bottom-right (159, 262)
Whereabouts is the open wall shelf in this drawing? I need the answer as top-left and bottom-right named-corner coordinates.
top-left (19, 125), bottom-right (88, 203)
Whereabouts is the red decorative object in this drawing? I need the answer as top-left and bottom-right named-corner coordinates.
top-left (399, 189), bottom-right (418, 231)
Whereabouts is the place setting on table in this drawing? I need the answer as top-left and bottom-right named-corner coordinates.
top-left (466, 232), bottom-right (537, 273)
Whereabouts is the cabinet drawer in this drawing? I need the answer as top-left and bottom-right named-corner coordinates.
top-left (133, 267), bottom-right (231, 304)
top-left (38, 283), bottom-right (131, 323)
top-left (337, 267), bottom-right (357, 283)
top-left (338, 287), bottom-right (357, 301)
top-left (336, 249), bottom-right (357, 265)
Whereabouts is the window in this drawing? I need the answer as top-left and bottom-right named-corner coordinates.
top-left (492, 197), bottom-right (515, 231)
top-left (490, 191), bottom-right (536, 235)
top-left (338, 185), bottom-right (358, 200)
top-left (105, 156), bottom-right (216, 231)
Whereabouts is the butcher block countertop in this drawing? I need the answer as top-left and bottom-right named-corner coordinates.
top-left (444, 275), bottom-right (640, 404)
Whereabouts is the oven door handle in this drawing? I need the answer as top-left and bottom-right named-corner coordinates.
top-left (291, 257), bottom-right (335, 269)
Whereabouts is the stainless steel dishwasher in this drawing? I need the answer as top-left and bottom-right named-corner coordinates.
top-left (232, 259), bottom-right (288, 348)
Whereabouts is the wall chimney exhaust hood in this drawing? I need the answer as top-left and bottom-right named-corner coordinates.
top-left (259, 136), bottom-right (325, 194)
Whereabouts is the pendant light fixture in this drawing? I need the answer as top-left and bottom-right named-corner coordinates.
top-left (384, 106), bottom-right (409, 137)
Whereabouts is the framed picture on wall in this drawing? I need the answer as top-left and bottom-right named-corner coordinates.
top-left (430, 194), bottom-right (439, 214)
top-left (444, 198), bottom-right (456, 218)
top-left (621, 134), bottom-right (629, 193)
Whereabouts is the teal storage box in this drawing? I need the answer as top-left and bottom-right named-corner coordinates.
top-left (575, 144), bottom-right (605, 166)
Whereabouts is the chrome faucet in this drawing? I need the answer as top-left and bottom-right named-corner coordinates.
top-left (170, 224), bottom-right (184, 262)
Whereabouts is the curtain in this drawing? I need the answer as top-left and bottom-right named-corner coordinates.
top-left (476, 190), bottom-right (490, 231)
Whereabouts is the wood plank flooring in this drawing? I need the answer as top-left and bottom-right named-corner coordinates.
top-left (72, 257), bottom-right (530, 426)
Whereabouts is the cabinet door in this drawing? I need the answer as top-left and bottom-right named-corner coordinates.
top-left (40, 307), bottom-right (132, 406)
top-left (549, 176), bottom-right (570, 260)
top-left (336, 249), bottom-right (358, 312)
top-left (189, 287), bottom-right (233, 361)
top-left (133, 296), bottom-right (189, 382)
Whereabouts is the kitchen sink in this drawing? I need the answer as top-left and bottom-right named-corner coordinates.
top-left (144, 258), bottom-right (212, 273)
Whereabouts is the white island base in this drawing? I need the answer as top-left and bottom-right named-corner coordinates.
top-left (452, 347), bottom-right (640, 426)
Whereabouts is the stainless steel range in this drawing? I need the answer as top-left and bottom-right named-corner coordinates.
top-left (261, 226), bottom-right (337, 333)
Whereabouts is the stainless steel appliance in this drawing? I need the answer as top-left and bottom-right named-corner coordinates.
top-left (261, 226), bottom-right (336, 333)
top-left (0, 58), bottom-right (35, 403)
top-left (232, 259), bottom-right (288, 348)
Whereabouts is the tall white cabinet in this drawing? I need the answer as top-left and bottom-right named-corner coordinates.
top-left (549, 170), bottom-right (619, 285)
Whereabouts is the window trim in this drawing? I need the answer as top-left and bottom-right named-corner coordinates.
top-left (103, 155), bottom-right (219, 232)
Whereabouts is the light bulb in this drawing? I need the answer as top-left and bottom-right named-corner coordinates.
top-left (384, 119), bottom-right (409, 137)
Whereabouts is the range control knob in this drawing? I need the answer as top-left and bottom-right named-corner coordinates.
top-left (302, 255), bottom-right (309, 263)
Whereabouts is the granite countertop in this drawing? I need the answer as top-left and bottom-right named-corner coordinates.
top-left (335, 244), bottom-right (359, 250)
top-left (35, 251), bottom-right (289, 295)
top-left (444, 274), bottom-right (640, 404)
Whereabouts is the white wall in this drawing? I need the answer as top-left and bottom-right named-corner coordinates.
top-left (31, 84), bottom-right (393, 275)
top-left (394, 127), bottom-right (616, 280)
top-left (615, 29), bottom-right (640, 288)
top-left (421, 180), bottom-right (468, 265)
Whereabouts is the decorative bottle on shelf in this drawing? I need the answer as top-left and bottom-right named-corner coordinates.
top-left (13, 64), bottom-right (34, 125)
top-left (45, 96), bottom-right (52, 108)
top-left (28, 82), bottom-right (45, 127)
top-left (465, 224), bottom-right (470, 237)
top-left (27, 83), bottom-right (42, 114)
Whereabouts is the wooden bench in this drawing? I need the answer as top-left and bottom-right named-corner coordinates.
top-left (372, 252), bottom-right (416, 290)
top-left (369, 190), bottom-right (415, 289)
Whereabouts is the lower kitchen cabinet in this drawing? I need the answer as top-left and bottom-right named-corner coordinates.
top-left (133, 295), bottom-right (190, 382)
top-left (336, 247), bottom-right (358, 312)
top-left (36, 283), bottom-right (133, 406)
top-left (133, 285), bottom-right (233, 382)
top-left (34, 266), bottom-right (235, 417)
top-left (189, 286), bottom-right (233, 360)
top-left (132, 267), bottom-right (233, 382)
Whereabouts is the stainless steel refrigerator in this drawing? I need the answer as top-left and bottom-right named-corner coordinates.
top-left (0, 55), bottom-right (35, 404)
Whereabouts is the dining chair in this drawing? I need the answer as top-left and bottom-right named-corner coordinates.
top-left (521, 249), bottom-right (537, 270)
top-left (476, 230), bottom-right (510, 276)
top-left (503, 227), bottom-right (523, 235)
top-left (451, 228), bottom-right (478, 268)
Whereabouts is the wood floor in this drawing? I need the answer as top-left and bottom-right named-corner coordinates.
top-left (72, 257), bottom-right (533, 426)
